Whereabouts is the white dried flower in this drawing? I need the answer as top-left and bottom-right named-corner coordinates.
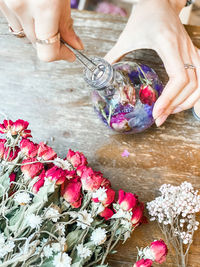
top-left (92, 187), bottom-right (107, 202)
top-left (53, 252), bottom-right (72, 267)
top-left (44, 207), bottom-right (60, 222)
top-left (54, 158), bottom-right (72, 171)
top-left (56, 224), bottom-right (66, 236)
top-left (43, 245), bottom-right (53, 258)
top-left (26, 214), bottom-right (42, 229)
top-left (91, 227), bottom-right (107, 245)
top-left (0, 233), bottom-right (15, 258)
top-left (77, 244), bottom-right (92, 259)
top-left (14, 192), bottom-right (31, 205)
top-left (77, 210), bottom-right (93, 230)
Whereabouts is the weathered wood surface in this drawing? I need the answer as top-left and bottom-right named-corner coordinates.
top-left (0, 10), bottom-right (200, 267)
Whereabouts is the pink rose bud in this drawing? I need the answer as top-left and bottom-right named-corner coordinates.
top-left (61, 177), bottom-right (82, 208)
top-left (150, 240), bottom-right (168, 264)
top-left (3, 147), bottom-right (20, 161)
top-left (66, 149), bottom-right (88, 168)
top-left (11, 119), bottom-right (29, 135)
top-left (133, 259), bottom-right (153, 267)
top-left (32, 170), bottom-right (45, 193)
top-left (0, 139), bottom-right (6, 159)
top-left (38, 142), bottom-right (57, 161)
top-left (131, 203), bottom-right (144, 225)
top-left (139, 84), bottom-right (157, 106)
top-left (20, 139), bottom-right (38, 158)
top-left (21, 158), bottom-right (44, 179)
top-left (100, 207), bottom-right (114, 220)
top-left (118, 189), bottom-right (138, 211)
top-left (93, 187), bottom-right (115, 207)
top-left (80, 167), bottom-right (109, 192)
top-left (0, 123), bottom-right (6, 134)
top-left (45, 166), bottom-right (66, 185)
top-left (21, 129), bottom-right (32, 138)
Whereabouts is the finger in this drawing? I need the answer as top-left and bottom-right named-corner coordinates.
top-left (59, 0), bottom-right (83, 50)
top-left (153, 41), bottom-right (188, 121)
top-left (0, 0), bottom-right (22, 31)
top-left (173, 47), bottom-right (200, 113)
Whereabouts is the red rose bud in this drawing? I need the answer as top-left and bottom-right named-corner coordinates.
top-left (139, 84), bottom-right (157, 106)
top-left (9, 173), bottom-right (16, 183)
top-left (0, 123), bottom-right (6, 134)
top-left (76, 165), bottom-right (88, 177)
top-left (32, 170), bottom-right (45, 193)
top-left (45, 166), bottom-right (66, 185)
top-left (11, 119), bottom-right (29, 135)
top-left (100, 207), bottom-right (114, 220)
top-left (38, 142), bottom-right (57, 161)
top-left (20, 139), bottom-right (38, 158)
top-left (93, 187), bottom-right (115, 207)
top-left (3, 147), bottom-right (20, 161)
top-left (61, 177), bottom-right (82, 208)
top-left (131, 203), bottom-right (144, 225)
top-left (21, 158), bottom-right (44, 179)
top-left (150, 240), bottom-right (168, 264)
top-left (118, 189), bottom-right (137, 211)
top-left (0, 139), bottom-right (6, 159)
top-left (133, 259), bottom-right (153, 267)
top-left (67, 149), bottom-right (88, 168)
top-left (66, 170), bottom-right (76, 179)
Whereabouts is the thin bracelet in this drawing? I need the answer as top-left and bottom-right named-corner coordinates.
top-left (185, 0), bottom-right (194, 6)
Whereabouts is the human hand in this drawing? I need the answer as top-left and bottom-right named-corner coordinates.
top-left (105, 0), bottom-right (200, 127)
top-left (0, 0), bottom-right (83, 62)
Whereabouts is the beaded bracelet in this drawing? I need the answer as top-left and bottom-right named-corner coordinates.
top-left (186, 0), bottom-right (194, 6)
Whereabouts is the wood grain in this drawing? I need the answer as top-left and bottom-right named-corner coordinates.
top-left (0, 10), bottom-right (200, 267)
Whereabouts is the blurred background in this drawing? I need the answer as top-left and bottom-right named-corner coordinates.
top-left (70, 0), bottom-right (200, 26)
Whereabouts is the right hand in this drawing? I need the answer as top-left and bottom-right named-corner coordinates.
top-left (0, 0), bottom-right (83, 62)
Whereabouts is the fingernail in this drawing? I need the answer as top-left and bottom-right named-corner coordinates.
top-left (75, 35), bottom-right (84, 50)
top-left (155, 114), bottom-right (168, 127)
top-left (172, 106), bottom-right (183, 114)
top-left (153, 107), bottom-right (165, 120)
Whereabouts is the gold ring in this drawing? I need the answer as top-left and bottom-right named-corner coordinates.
top-left (9, 25), bottom-right (25, 38)
top-left (36, 32), bottom-right (60, 45)
top-left (184, 64), bottom-right (196, 69)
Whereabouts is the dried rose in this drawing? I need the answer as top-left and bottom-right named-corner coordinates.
top-left (61, 177), bottom-right (82, 208)
top-left (9, 173), bottom-right (16, 183)
top-left (131, 203), bottom-right (144, 225)
top-left (0, 120), bottom-right (14, 134)
top-left (93, 187), bottom-right (115, 207)
top-left (38, 142), bottom-right (57, 161)
top-left (133, 259), bottom-right (153, 267)
top-left (32, 170), bottom-right (45, 193)
top-left (80, 167), bottom-right (110, 192)
top-left (139, 84), bottom-right (157, 106)
top-left (100, 207), bottom-right (114, 220)
top-left (21, 129), bottom-right (32, 138)
top-left (120, 84), bottom-right (136, 106)
top-left (150, 240), bottom-right (168, 264)
top-left (0, 139), bottom-right (6, 159)
top-left (66, 149), bottom-right (88, 168)
top-left (11, 119), bottom-right (29, 135)
top-left (3, 147), bottom-right (20, 161)
top-left (45, 166), bottom-right (66, 185)
top-left (20, 139), bottom-right (38, 158)
top-left (110, 113), bottom-right (131, 132)
top-left (118, 189), bottom-right (137, 211)
top-left (21, 158), bottom-right (44, 179)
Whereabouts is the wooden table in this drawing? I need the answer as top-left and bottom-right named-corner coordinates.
top-left (0, 10), bottom-right (200, 267)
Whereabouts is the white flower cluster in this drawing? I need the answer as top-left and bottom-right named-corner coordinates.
top-left (0, 233), bottom-right (15, 258)
top-left (147, 182), bottom-right (200, 244)
top-left (53, 252), bottom-right (72, 267)
top-left (138, 246), bottom-right (155, 261)
top-left (92, 187), bottom-right (107, 202)
top-left (44, 207), bottom-right (60, 222)
top-left (54, 158), bottom-right (72, 171)
top-left (26, 213), bottom-right (43, 229)
top-left (77, 210), bottom-right (93, 230)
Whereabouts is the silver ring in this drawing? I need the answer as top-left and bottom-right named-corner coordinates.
top-left (36, 32), bottom-right (60, 45)
top-left (184, 63), bottom-right (196, 69)
top-left (9, 25), bottom-right (25, 38)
